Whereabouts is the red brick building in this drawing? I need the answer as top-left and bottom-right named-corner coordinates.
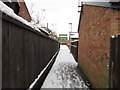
top-left (78, 2), bottom-right (120, 88)
top-left (18, 0), bottom-right (32, 22)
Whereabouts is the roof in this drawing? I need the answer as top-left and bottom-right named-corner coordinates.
top-left (2, 0), bottom-right (20, 14)
top-left (70, 33), bottom-right (78, 39)
top-left (82, 1), bottom-right (120, 9)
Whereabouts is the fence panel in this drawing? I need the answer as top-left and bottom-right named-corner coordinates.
top-left (2, 13), bottom-right (60, 88)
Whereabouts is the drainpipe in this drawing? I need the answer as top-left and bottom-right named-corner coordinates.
top-left (0, 12), bottom-right (2, 90)
top-left (69, 23), bottom-right (72, 53)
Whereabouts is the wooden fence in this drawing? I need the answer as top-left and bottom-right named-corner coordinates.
top-left (110, 34), bottom-right (120, 88)
top-left (1, 13), bottom-right (60, 88)
top-left (71, 41), bottom-right (78, 62)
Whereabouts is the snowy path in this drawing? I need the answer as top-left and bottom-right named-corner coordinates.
top-left (41, 45), bottom-right (88, 88)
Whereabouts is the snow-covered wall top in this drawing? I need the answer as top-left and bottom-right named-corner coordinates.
top-left (83, 1), bottom-right (120, 9)
top-left (0, 1), bottom-right (31, 26)
top-left (110, 0), bottom-right (120, 2)
top-left (0, 1), bottom-right (51, 36)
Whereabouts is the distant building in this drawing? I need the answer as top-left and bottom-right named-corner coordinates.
top-left (59, 34), bottom-right (68, 40)
top-left (59, 34), bottom-right (69, 45)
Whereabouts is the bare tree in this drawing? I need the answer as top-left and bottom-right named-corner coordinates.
top-left (29, 4), bottom-right (45, 27)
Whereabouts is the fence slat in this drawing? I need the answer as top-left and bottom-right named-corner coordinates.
top-left (9, 23), bottom-right (25, 88)
top-left (2, 20), bottom-right (10, 88)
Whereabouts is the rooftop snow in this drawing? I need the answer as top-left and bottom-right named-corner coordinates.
top-left (0, 0), bottom-right (18, 2)
top-left (83, 1), bottom-right (120, 9)
top-left (0, 1), bottom-right (31, 26)
top-left (110, 0), bottom-right (120, 2)
top-left (83, 2), bottom-right (111, 8)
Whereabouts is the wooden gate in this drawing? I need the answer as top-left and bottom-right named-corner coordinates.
top-left (110, 35), bottom-right (120, 88)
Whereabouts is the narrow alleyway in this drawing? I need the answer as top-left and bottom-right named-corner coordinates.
top-left (41, 45), bottom-right (88, 88)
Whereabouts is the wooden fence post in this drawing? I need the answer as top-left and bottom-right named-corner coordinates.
top-left (0, 12), bottom-right (2, 89)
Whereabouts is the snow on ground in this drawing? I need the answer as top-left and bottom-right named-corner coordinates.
top-left (41, 45), bottom-right (88, 89)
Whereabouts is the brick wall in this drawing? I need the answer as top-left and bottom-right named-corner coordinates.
top-left (18, 0), bottom-right (31, 22)
top-left (78, 5), bottom-right (120, 88)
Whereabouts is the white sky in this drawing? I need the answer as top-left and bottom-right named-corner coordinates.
top-left (24, 0), bottom-right (112, 35)
top-left (24, 0), bottom-right (80, 35)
